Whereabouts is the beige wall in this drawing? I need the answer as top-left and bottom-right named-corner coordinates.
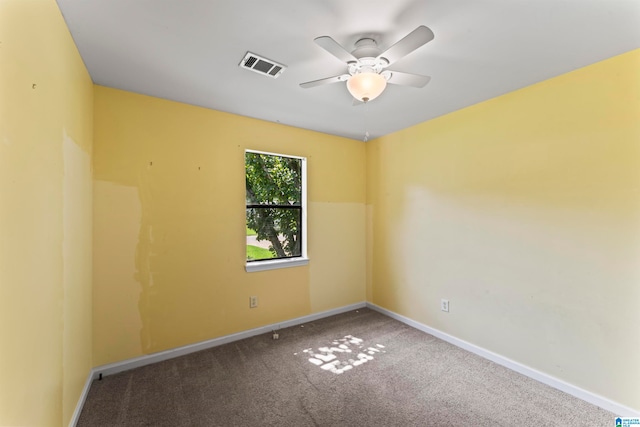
top-left (0, 1), bottom-right (94, 426)
top-left (367, 49), bottom-right (640, 410)
top-left (92, 86), bottom-right (366, 366)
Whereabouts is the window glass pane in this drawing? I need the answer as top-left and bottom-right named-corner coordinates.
top-left (246, 207), bottom-right (301, 261)
top-left (245, 151), bottom-right (303, 263)
top-left (245, 152), bottom-right (301, 206)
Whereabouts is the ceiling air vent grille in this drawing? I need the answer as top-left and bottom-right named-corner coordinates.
top-left (239, 52), bottom-right (286, 79)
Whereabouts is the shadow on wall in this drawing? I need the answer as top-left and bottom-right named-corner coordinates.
top-left (367, 49), bottom-right (640, 410)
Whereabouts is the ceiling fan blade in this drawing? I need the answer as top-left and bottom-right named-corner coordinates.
top-left (300, 74), bottom-right (350, 89)
top-left (377, 25), bottom-right (434, 66)
top-left (314, 36), bottom-right (358, 64)
top-left (386, 71), bottom-right (431, 88)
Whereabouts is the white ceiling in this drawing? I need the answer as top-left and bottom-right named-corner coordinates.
top-left (56, 0), bottom-right (640, 141)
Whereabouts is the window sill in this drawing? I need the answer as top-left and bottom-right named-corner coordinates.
top-left (245, 257), bottom-right (309, 273)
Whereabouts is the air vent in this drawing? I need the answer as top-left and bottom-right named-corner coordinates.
top-left (239, 52), bottom-right (286, 79)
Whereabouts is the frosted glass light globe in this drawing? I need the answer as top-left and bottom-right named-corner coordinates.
top-left (347, 72), bottom-right (387, 103)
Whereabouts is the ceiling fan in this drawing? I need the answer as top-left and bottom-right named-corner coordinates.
top-left (300, 25), bottom-right (434, 103)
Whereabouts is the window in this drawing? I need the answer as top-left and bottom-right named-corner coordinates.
top-left (245, 150), bottom-right (308, 272)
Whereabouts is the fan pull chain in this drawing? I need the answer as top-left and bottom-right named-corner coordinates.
top-left (363, 101), bottom-right (370, 142)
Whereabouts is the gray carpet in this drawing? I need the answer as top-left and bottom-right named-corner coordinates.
top-left (78, 308), bottom-right (613, 426)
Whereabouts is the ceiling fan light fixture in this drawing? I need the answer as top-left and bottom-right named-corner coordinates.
top-left (347, 71), bottom-right (387, 103)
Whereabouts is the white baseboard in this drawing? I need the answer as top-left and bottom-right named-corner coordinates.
top-left (71, 300), bottom-right (637, 425)
top-left (70, 302), bottom-right (366, 426)
top-left (366, 302), bottom-right (640, 417)
top-left (92, 302), bottom-right (366, 379)
top-left (68, 370), bottom-right (95, 427)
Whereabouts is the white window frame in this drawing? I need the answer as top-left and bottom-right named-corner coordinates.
top-left (244, 149), bottom-right (308, 273)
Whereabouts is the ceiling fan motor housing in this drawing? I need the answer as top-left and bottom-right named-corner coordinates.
top-left (348, 57), bottom-right (390, 76)
top-left (351, 38), bottom-right (379, 58)
top-left (345, 38), bottom-right (388, 79)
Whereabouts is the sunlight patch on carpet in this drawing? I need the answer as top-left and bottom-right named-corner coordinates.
top-left (295, 335), bottom-right (386, 374)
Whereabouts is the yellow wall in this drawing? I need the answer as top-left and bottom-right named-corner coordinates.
top-left (92, 86), bottom-right (366, 366)
top-left (0, 0), bottom-right (94, 426)
top-left (367, 49), bottom-right (640, 410)
top-left (1, 0), bottom-right (636, 421)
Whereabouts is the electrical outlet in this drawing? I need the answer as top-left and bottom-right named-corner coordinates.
top-left (250, 296), bottom-right (258, 308)
top-left (441, 299), bottom-right (449, 312)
